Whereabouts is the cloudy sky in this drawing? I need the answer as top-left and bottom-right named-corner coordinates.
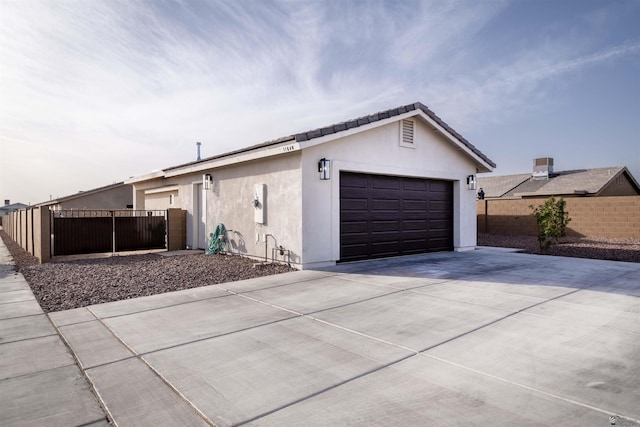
top-left (1, 0), bottom-right (639, 204)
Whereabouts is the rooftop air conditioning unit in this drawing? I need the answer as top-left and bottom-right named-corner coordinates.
top-left (532, 157), bottom-right (554, 180)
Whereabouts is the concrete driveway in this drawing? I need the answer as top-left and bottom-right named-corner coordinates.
top-left (48, 248), bottom-right (640, 426)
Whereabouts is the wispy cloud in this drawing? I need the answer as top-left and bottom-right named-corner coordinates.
top-left (422, 40), bottom-right (640, 133)
top-left (1, 0), bottom-right (639, 202)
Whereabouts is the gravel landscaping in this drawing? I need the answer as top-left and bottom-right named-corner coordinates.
top-left (1, 230), bottom-right (295, 312)
top-left (478, 233), bottom-right (640, 263)
top-left (3, 230), bottom-right (639, 313)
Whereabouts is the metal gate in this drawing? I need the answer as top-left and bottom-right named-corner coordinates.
top-left (51, 210), bottom-right (167, 256)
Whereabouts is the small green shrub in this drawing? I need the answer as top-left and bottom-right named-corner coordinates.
top-left (529, 196), bottom-right (571, 251)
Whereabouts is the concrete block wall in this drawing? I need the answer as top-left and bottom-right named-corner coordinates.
top-left (477, 196), bottom-right (640, 238)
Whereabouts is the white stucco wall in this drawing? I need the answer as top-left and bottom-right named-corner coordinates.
top-left (130, 113), bottom-right (486, 269)
top-left (144, 189), bottom-right (179, 210)
top-left (300, 117), bottom-right (479, 267)
top-left (134, 153), bottom-right (303, 265)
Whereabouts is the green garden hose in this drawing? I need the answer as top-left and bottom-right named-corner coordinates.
top-left (205, 223), bottom-right (226, 255)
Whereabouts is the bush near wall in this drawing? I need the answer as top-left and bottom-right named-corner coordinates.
top-left (477, 196), bottom-right (640, 239)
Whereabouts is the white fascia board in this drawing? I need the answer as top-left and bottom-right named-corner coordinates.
top-left (296, 112), bottom-right (415, 150)
top-left (125, 170), bottom-right (165, 184)
top-left (296, 110), bottom-right (494, 173)
top-left (144, 185), bottom-right (180, 195)
top-left (164, 141), bottom-right (301, 178)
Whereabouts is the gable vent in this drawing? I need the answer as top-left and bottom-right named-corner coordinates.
top-left (401, 119), bottom-right (415, 145)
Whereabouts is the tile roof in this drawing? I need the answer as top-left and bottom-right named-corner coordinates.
top-left (295, 102), bottom-right (496, 168)
top-left (36, 182), bottom-right (129, 206)
top-left (476, 173), bottom-right (531, 198)
top-left (478, 166), bottom-right (640, 198)
top-left (0, 202), bottom-right (29, 212)
top-left (163, 102), bottom-right (495, 173)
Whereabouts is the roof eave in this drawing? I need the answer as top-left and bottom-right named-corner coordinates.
top-left (514, 190), bottom-right (589, 198)
top-left (163, 139), bottom-right (301, 178)
top-left (297, 105), bottom-right (495, 173)
top-left (125, 171), bottom-right (165, 185)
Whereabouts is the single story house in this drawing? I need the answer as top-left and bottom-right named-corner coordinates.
top-left (1, 200), bottom-right (29, 225)
top-left (1, 200), bottom-right (29, 215)
top-left (126, 102), bottom-right (495, 269)
top-left (478, 158), bottom-right (640, 199)
top-left (35, 182), bottom-right (133, 211)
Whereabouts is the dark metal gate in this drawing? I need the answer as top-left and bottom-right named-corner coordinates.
top-left (51, 210), bottom-right (167, 256)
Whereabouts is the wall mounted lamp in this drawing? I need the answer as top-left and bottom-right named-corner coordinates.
top-left (466, 174), bottom-right (477, 190)
top-left (203, 173), bottom-right (213, 190)
top-left (318, 158), bottom-right (330, 180)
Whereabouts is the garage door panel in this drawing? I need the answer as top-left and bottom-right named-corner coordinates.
top-left (341, 198), bottom-right (368, 211)
top-left (341, 221), bottom-right (368, 233)
top-left (367, 212), bottom-right (407, 221)
top-left (403, 179), bottom-right (429, 191)
top-left (341, 172), bottom-right (368, 187)
top-left (372, 176), bottom-right (401, 190)
top-left (429, 181), bottom-right (451, 192)
top-left (340, 172), bottom-right (453, 262)
top-left (403, 240), bottom-right (429, 252)
top-left (371, 241), bottom-right (402, 254)
top-left (403, 219), bottom-right (427, 230)
top-left (341, 244), bottom-right (369, 258)
top-left (372, 221), bottom-right (400, 232)
top-left (403, 200), bottom-right (427, 211)
top-left (430, 218), bottom-right (451, 229)
top-left (402, 211), bottom-right (429, 220)
top-left (372, 199), bottom-right (400, 211)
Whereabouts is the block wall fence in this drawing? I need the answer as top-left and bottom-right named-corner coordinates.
top-left (477, 196), bottom-right (640, 239)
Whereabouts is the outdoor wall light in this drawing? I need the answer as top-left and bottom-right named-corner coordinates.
top-left (467, 174), bottom-right (477, 190)
top-left (203, 173), bottom-right (213, 190)
top-left (318, 158), bottom-right (330, 180)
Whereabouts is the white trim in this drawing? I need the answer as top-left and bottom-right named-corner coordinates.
top-left (416, 111), bottom-right (493, 172)
top-left (298, 112), bottom-right (416, 150)
top-left (298, 110), bottom-right (494, 172)
top-left (125, 170), bottom-right (164, 184)
top-left (127, 110), bottom-right (492, 185)
top-left (164, 142), bottom-right (301, 178)
top-left (144, 185), bottom-right (179, 195)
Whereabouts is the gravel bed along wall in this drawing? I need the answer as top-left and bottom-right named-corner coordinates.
top-left (478, 234), bottom-right (640, 263)
top-left (1, 230), bottom-right (295, 312)
top-left (3, 230), bottom-right (638, 313)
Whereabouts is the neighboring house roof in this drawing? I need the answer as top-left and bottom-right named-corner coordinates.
top-left (36, 182), bottom-right (129, 207)
top-left (129, 102), bottom-right (495, 183)
top-left (0, 202), bottom-right (29, 213)
top-left (478, 166), bottom-right (640, 198)
top-left (477, 173), bottom-right (532, 199)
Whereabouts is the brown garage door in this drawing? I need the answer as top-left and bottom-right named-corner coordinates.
top-left (340, 172), bottom-right (453, 262)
